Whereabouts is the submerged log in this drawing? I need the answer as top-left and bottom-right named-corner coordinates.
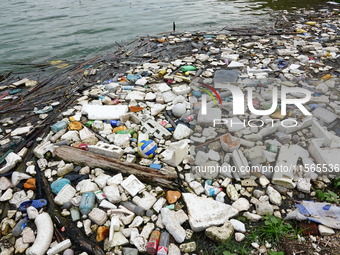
top-left (54, 146), bottom-right (179, 189)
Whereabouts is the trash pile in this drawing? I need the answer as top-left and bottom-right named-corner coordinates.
top-left (0, 5), bottom-right (339, 255)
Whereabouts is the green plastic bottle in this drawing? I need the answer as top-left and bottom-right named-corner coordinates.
top-left (117, 129), bottom-right (136, 135)
top-left (180, 66), bottom-right (196, 72)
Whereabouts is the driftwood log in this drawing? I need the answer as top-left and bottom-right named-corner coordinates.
top-left (54, 146), bottom-right (179, 190)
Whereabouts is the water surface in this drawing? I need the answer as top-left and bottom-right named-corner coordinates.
top-left (0, 0), bottom-right (330, 74)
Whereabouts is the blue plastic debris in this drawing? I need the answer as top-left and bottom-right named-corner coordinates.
top-left (150, 163), bottom-right (162, 170)
top-left (126, 74), bottom-right (140, 83)
top-left (286, 201), bottom-right (340, 229)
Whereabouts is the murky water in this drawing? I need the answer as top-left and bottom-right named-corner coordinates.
top-left (0, 0), bottom-right (329, 74)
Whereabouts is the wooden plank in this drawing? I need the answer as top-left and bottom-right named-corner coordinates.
top-left (54, 146), bottom-right (179, 189)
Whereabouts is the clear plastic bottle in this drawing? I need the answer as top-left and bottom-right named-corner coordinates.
top-left (51, 121), bottom-right (68, 133)
top-left (180, 110), bottom-right (195, 123)
top-left (121, 201), bottom-right (145, 216)
top-left (157, 231), bottom-right (170, 255)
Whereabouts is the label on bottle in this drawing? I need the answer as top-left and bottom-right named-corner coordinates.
top-left (157, 246), bottom-right (168, 254)
top-left (146, 230), bottom-right (161, 254)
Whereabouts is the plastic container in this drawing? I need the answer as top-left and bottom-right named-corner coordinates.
top-left (121, 202), bottom-right (145, 216)
top-left (51, 121), bottom-right (68, 133)
top-left (146, 228), bottom-right (161, 255)
top-left (204, 182), bottom-right (222, 196)
top-left (108, 120), bottom-right (121, 127)
top-left (180, 66), bottom-right (196, 72)
top-left (113, 126), bottom-right (127, 133)
top-left (122, 86), bottom-right (134, 91)
top-left (70, 207), bottom-right (80, 221)
top-left (117, 129), bottom-right (136, 135)
top-left (84, 120), bottom-right (94, 128)
top-left (51, 178), bottom-right (71, 195)
top-left (181, 114), bottom-right (195, 123)
top-left (157, 231), bottom-right (170, 255)
top-left (79, 192), bottom-right (96, 215)
top-left (180, 110), bottom-right (195, 123)
top-left (12, 217), bottom-right (28, 237)
top-left (94, 190), bottom-right (106, 201)
top-left (111, 98), bottom-right (120, 105)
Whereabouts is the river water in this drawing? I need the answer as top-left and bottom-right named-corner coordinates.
top-left (0, 0), bottom-right (329, 74)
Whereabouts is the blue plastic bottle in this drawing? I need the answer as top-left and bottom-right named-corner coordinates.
top-left (12, 217), bottom-right (28, 237)
top-left (107, 120), bottom-right (121, 127)
top-left (79, 192), bottom-right (96, 215)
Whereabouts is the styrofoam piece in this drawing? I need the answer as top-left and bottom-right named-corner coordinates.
top-left (88, 141), bottom-right (124, 159)
top-left (34, 141), bottom-right (55, 159)
top-left (121, 175), bottom-right (145, 197)
top-left (125, 91), bottom-right (146, 101)
top-left (161, 140), bottom-right (189, 166)
top-left (172, 85), bottom-right (192, 95)
top-left (232, 150), bottom-right (250, 179)
top-left (132, 191), bottom-right (157, 211)
top-left (142, 119), bottom-right (171, 139)
top-left (182, 193), bottom-right (238, 232)
top-left (82, 104), bottom-right (128, 120)
top-left (278, 117), bottom-right (313, 134)
top-left (88, 208), bottom-right (108, 225)
top-left (308, 139), bottom-right (340, 166)
top-left (26, 213), bottom-right (53, 255)
top-left (161, 208), bottom-right (188, 243)
top-left (54, 184), bottom-right (76, 205)
top-left (47, 239), bottom-right (72, 255)
top-left (0, 152), bottom-right (22, 175)
top-left (110, 216), bottom-right (121, 234)
top-left (11, 172), bottom-right (31, 186)
top-left (310, 119), bottom-right (332, 147)
top-left (272, 145), bottom-right (299, 188)
top-left (11, 126), bottom-right (32, 136)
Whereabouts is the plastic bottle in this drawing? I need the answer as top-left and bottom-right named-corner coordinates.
top-left (107, 120), bottom-right (121, 127)
top-left (111, 98), bottom-right (120, 105)
top-left (180, 110), bottom-right (195, 123)
top-left (204, 182), bottom-right (222, 196)
top-left (112, 126), bottom-right (127, 133)
top-left (121, 202), bottom-right (145, 216)
top-left (79, 192), bottom-right (96, 215)
top-left (146, 228), bottom-right (161, 255)
top-left (157, 231), bottom-right (170, 255)
top-left (122, 86), bottom-right (134, 91)
top-left (51, 121), bottom-right (68, 133)
top-left (180, 66), bottom-right (196, 72)
top-left (116, 129), bottom-right (136, 135)
top-left (84, 120), bottom-right (94, 128)
top-left (12, 217), bottom-right (28, 237)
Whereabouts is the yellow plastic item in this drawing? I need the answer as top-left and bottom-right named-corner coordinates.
top-left (321, 74), bottom-right (331, 81)
top-left (296, 28), bottom-right (307, 33)
top-left (68, 121), bottom-right (83, 131)
top-left (158, 69), bottom-right (167, 77)
top-left (113, 126), bottom-right (127, 133)
top-left (306, 21), bottom-right (317, 26)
